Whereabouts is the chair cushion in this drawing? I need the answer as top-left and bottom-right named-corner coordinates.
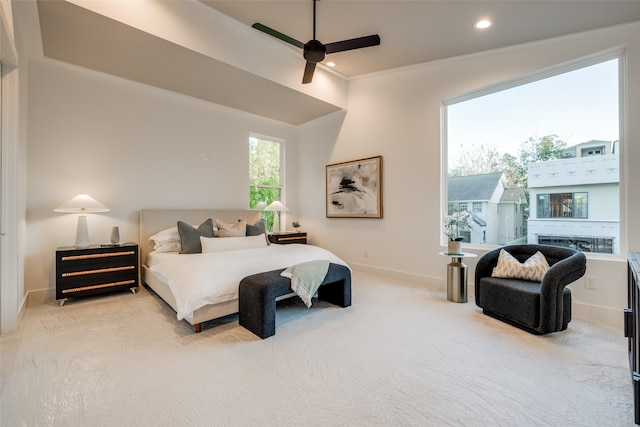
top-left (478, 276), bottom-right (571, 331)
top-left (479, 277), bottom-right (541, 328)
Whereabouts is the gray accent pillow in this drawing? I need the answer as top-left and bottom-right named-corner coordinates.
top-left (246, 219), bottom-right (270, 245)
top-left (178, 218), bottom-right (214, 254)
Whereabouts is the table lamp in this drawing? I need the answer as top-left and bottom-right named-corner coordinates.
top-left (54, 194), bottom-right (110, 248)
top-left (265, 201), bottom-right (289, 233)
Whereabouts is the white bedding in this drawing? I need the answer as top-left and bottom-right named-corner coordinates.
top-left (148, 244), bottom-right (349, 320)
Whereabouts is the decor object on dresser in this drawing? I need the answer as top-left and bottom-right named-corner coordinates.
top-left (624, 251), bottom-right (640, 425)
top-left (265, 200), bottom-right (289, 232)
top-left (110, 226), bottom-right (120, 244)
top-left (140, 209), bottom-right (349, 333)
top-left (326, 156), bottom-right (383, 218)
top-left (54, 194), bottom-right (110, 248)
top-left (56, 243), bottom-right (139, 306)
top-left (475, 244), bottom-right (586, 334)
top-left (269, 231), bottom-right (307, 245)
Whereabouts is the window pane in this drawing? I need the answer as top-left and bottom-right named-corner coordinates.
top-left (249, 136), bottom-right (283, 233)
top-left (574, 192), bottom-right (588, 218)
top-left (537, 194), bottom-right (549, 218)
top-left (445, 58), bottom-right (619, 254)
top-left (249, 137), bottom-right (280, 186)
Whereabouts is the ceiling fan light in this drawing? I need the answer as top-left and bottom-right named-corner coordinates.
top-left (326, 61), bottom-right (336, 67)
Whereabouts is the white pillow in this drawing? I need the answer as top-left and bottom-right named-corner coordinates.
top-left (149, 227), bottom-right (181, 253)
top-left (491, 249), bottom-right (550, 282)
top-left (200, 234), bottom-right (267, 253)
top-left (149, 224), bottom-right (217, 253)
top-left (215, 218), bottom-right (247, 237)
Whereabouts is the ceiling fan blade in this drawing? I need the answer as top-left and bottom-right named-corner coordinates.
top-left (302, 62), bottom-right (316, 84)
top-left (252, 23), bottom-right (304, 49)
top-left (325, 34), bottom-right (381, 54)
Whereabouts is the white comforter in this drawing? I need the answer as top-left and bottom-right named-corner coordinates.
top-left (148, 244), bottom-right (349, 320)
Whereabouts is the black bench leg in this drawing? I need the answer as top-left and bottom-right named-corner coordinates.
top-left (317, 280), bottom-right (351, 307)
top-left (317, 264), bottom-right (352, 307)
top-left (239, 286), bottom-right (277, 339)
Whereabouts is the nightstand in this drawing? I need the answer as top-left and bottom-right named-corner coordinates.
top-left (56, 243), bottom-right (139, 306)
top-left (268, 232), bottom-right (307, 245)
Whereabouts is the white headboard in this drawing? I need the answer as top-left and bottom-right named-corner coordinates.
top-left (139, 209), bottom-right (262, 266)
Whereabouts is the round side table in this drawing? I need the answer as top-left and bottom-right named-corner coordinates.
top-left (439, 252), bottom-right (477, 303)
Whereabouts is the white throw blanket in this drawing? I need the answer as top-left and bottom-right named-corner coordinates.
top-left (281, 260), bottom-right (330, 308)
top-left (148, 244), bottom-right (348, 320)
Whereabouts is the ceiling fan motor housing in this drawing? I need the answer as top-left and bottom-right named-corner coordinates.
top-left (304, 40), bottom-right (326, 63)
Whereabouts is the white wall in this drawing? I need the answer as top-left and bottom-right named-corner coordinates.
top-left (299, 22), bottom-right (640, 327)
top-left (26, 59), bottom-right (299, 302)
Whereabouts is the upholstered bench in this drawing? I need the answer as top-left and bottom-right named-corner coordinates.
top-left (239, 263), bottom-right (351, 339)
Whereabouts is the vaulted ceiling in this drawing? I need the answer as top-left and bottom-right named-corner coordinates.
top-left (15, 1), bottom-right (640, 125)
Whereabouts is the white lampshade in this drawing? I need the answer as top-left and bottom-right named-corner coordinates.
top-left (54, 194), bottom-right (110, 213)
top-left (265, 201), bottom-right (289, 233)
top-left (265, 201), bottom-right (289, 212)
top-left (54, 194), bottom-right (110, 248)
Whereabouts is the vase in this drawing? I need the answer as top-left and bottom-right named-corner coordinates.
top-left (110, 226), bottom-right (120, 244)
top-left (447, 240), bottom-right (462, 255)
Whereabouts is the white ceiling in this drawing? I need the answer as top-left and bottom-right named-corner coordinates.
top-left (202, 0), bottom-right (640, 77)
top-left (18, 1), bottom-right (640, 125)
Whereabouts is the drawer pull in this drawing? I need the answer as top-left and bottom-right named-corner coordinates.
top-left (62, 265), bottom-right (135, 277)
top-left (62, 279), bottom-right (137, 294)
top-left (276, 236), bottom-right (305, 242)
top-left (61, 251), bottom-right (135, 261)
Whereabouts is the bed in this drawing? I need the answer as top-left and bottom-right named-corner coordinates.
top-left (139, 209), bottom-right (349, 332)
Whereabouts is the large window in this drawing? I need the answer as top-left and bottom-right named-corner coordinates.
top-left (249, 135), bottom-right (284, 231)
top-left (444, 54), bottom-right (620, 254)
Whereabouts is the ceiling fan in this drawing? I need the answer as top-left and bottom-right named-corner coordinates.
top-left (252, 0), bottom-right (381, 84)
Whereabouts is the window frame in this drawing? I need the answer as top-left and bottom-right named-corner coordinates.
top-left (440, 48), bottom-right (626, 257)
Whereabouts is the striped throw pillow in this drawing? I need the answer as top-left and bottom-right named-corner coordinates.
top-left (491, 249), bottom-right (550, 282)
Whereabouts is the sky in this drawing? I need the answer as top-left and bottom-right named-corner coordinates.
top-left (447, 58), bottom-right (619, 163)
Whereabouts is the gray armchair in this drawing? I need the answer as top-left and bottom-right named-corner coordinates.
top-left (475, 244), bottom-right (586, 335)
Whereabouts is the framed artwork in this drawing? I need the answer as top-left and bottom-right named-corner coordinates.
top-left (326, 156), bottom-right (383, 218)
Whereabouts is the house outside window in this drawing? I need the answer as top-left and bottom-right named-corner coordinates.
top-left (249, 135), bottom-right (284, 231)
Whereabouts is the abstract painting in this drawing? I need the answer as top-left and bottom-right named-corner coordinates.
top-left (326, 156), bottom-right (383, 218)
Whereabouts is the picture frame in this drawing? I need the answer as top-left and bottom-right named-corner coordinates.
top-left (326, 156), bottom-right (383, 218)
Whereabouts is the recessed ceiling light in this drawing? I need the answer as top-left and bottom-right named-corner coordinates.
top-left (326, 61), bottom-right (336, 67)
top-left (474, 19), bottom-right (492, 29)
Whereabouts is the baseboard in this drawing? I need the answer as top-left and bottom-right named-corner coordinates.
top-left (349, 262), bottom-right (446, 290)
top-left (27, 287), bottom-right (55, 306)
top-left (350, 261), bottom-right (622, 329)
top-left (572, 301), bottom-right (623, 330)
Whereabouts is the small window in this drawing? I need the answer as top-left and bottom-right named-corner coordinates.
top-left (537, 192), bottom-right (588, 219)
top-left (459, 202), bottom-right (468, 212)
top-left (473, 202), bottom-right (482, 213)
top-left (249, 135), bottom-right (284, 231)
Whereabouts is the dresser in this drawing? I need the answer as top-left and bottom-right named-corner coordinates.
top-left (56, 243), bottom-right (139, 306)
top-left (268, 231), bottom-right (307, 245)
top-left (625, 252), bottom-right (640, 424)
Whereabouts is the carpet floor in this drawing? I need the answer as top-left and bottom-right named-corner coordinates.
top-left (1, 271), bottom-right (634, 426)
